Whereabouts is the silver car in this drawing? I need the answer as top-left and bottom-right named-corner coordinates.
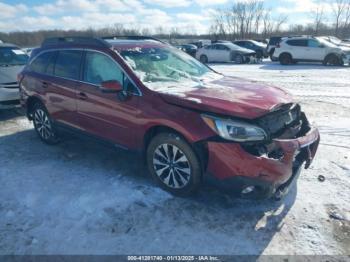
top-left (0, 43), bottom-right (29, 109)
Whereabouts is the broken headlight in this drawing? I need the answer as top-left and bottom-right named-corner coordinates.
top-left (201, 115), bottom-right (267, 142)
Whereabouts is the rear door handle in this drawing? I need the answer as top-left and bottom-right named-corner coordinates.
top-left (42, 81), bottom-right (49, 88)
top-left (78, 92), bottom-right (88, 100)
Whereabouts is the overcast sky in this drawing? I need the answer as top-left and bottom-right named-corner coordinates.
top-left (0, 0), bottom-right (331, 33)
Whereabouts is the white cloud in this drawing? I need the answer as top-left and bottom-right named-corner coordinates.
top-left (34, 0), bottom-right (101, 15)
top-left (0, 2), bottom-right (28, 18)
top-left (280, 0), bottom-right (332, 14)
top-left (194, 0), bottom-right (228, 7)
top-left (176, 13), bottom-right (209, 22)
top-left (143, 0), bottom-right (190, 8)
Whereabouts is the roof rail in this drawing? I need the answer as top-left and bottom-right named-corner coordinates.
top-left (285, 35), bottom-right (315, 38)
top-left (41, 37), bottom-right (111, 48)
top-left (102, 35), bottom-right (167, 44)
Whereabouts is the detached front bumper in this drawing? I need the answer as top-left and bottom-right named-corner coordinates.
top-left (342, 54), bottom-right (350, 65)
top-left (206, 125), bottom-right (320, 199)
top-left (0, 86), bottom-right (20, 109)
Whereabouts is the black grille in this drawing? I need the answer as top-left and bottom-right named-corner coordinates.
top-left (257, 103), bottom-right (301, 137)
top-left (1, 82), bottom-right (19, 89)
top-left (0, 99), bottom-right (20, 105)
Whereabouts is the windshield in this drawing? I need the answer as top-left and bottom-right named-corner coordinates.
top-left (329, 36), bottom-right (342, 45)
top-left (0, 47), bottom-right (29, 66)
top-left (251, 40), bottom-right (266, 46)
top-left (119, 46), bottom-right (221, 91)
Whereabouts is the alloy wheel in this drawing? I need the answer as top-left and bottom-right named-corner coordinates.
top-left (33, 108), bottom-right (54, 140)
top-left (153, 143), bottom-right (191, 189)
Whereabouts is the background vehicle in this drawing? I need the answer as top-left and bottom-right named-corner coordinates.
top-left (273, 36), bottom-right (350, 66)
top-left (23, 47), bottom-right (38, 56)
top-left (319, 36), bottom-right (350, 48)
top-left (19, 36), bottom-right (319, 199)
top-left (266, 36), bottom-right (282, 61)
top-left (196, 42), bottom-right (256, 64)
top-left (189, 39), bottom-right (211, 48)
top-left (175, 44), bottom-right (197, 57)
top-left (234, 40), bottom-right (268, 59)
top-left (0, 42), bottom-right (29, 109)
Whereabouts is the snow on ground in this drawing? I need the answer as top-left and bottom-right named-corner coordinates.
top-left (0, 61), bottom-right (349, 255)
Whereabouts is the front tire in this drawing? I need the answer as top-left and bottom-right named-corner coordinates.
top-left (200, 55), bottom-right (208, 64)
top-left (146, 133), bottom-right (202, 196)
top-left (323, 54), bottom-right (343, 66)
top-left (32, 103), bottom-right (59, 144)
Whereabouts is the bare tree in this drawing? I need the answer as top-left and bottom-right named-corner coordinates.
top-left (342, 0), bottom-right (350, 36)
top-left (311, 4), bottom-right (325, 35)
top-left (331, 0), bottom-right (347, 36)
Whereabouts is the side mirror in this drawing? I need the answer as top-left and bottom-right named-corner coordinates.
top-left (100, 80), bottom-right (123, 93)
top-left (319, 44), bottom-right (325, 48)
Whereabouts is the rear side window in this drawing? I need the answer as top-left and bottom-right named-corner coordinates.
top-left (30, 52), bottom-right (55, 74)
top-left (83, 51), bottom-right (123, 85)
top-left (269, 37), bottom-right (281, 45)
top-left (217, 45), bottom-right (229, 50)
top-left (54, 50), bottom-right (83, 80)
top-left (286, 40), bottom-right (308, 47)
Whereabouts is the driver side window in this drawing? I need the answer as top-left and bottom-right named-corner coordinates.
top-left (83, 51), bottom-right (123, 85)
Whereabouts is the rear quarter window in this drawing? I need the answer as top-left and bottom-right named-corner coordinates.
top-left (30, 52), bottom-right (55, 74)
top-left (269, 37), bottom-right (282, 45)
top-left (54, 50), bottom-right (83, 80)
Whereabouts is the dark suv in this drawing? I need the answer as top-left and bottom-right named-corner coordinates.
top-left (19, 36), bottom-right (320, 199)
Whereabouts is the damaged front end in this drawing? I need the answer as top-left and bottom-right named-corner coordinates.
top-left (204, 103), bottom-right (320, 199)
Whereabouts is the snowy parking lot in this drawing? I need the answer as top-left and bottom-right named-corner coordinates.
top-left (0, 61), bottom-right (349, 255)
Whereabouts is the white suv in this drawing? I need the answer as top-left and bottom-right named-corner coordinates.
top-left (0, 43), bottom-right (29, 109)
top-left (273, 36), bottom-right (350, 66)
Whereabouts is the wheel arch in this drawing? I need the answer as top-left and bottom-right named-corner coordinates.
top-left (324, 52), bottom-right (340, 60)
top-left (143, 125), bottom-right (209, 172)
top-left (26, 96), bottom-right (45, 120)
top-left (279, 52), bottom-right (292, 59)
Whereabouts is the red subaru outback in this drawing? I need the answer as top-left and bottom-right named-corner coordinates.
top-left (19, 36), bottom-right (320, 199)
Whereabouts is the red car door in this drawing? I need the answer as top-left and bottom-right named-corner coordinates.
top-left (45, 50), bottom-right (83, 128)
top-left (76, 50), bottom-right (141, 149)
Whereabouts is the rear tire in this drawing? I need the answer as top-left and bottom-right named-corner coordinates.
top-left (32, 103), bottom-right (60, 145)
top-left (279, 53), bottom-right (292, 65)
top-left (200, 55), bottom-right (208, 64)
top-left (146, 133), bottom-right (202, 196)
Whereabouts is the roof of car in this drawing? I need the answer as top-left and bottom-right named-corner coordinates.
top-left (106, 39), bottom-right (167, 50)
top-left (282, 35), bottom-right (314, 40)
top-left (40, 36), bottom-right (168, 51)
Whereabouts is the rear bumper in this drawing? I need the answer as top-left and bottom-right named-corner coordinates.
top-left (206, 125), bottom-right (320, 199)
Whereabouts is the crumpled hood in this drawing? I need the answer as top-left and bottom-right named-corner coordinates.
top-left (0, 65), bottom-right (24, 84)
top-left (159, 76), bottom-right (293, 119)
